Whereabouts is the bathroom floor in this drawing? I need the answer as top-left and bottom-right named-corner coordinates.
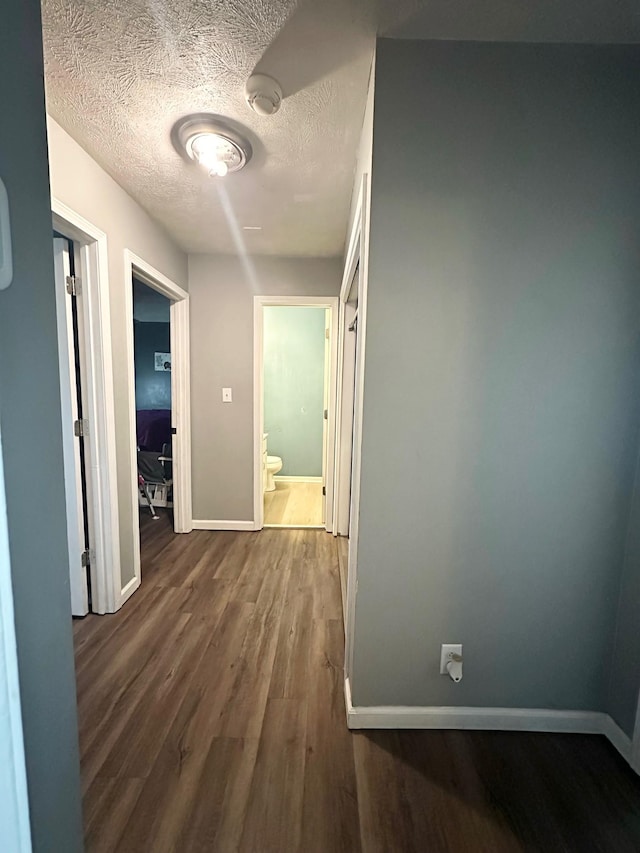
top-left (264, 480), bottom-right (323, 526)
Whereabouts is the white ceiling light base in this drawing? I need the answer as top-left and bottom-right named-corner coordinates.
top-left (245, 74), bottom-right (283, 116)
top-left (172, 114), bottom-right (252, 177)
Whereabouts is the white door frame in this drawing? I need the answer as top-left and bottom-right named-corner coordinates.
top-left (253, 296), bottom-right (339, 531)
top-left (630, 689), bottom-right (640, 774)
top-left (124, 251), bottom-right (192, 597)
top-left (334, 174), bottom-right (370, 679)
top-left (333, 251), bottom-right (359, 539)
top-left (52, 199), bottom-right (121, 614)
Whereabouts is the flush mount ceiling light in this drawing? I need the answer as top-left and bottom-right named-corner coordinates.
top-left (172, 114), bottom-right (252, 177)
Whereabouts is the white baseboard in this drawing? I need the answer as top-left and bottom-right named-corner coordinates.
top-left (192, 519), bottom-right (257, 531)
top-left (602, 713), bottom-right (633, 763)
top-left (274, 476), bottom-right (323, 483)
top-left (344, 677), bottom-right (635, 771)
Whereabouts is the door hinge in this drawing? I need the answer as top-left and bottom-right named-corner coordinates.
top-left (325, 328), bottom-right (330, 339)
top-left (73, 418), bottom-right (87, 437)
top-left (322, 486), bottom-right (326, 496)
top-left (66, 275), bottom-right (80, 296)
top-left (81, 549), bottom-right (91, 568)
top-left (324, 409), bottom-right (328, 420)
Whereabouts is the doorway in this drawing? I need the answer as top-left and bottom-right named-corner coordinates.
top-left (51, 201), bottom-right (121, 616)
top-left (254, 296), bottom-right (338, 531)
top-left (124, 250), bottom-right (192, 596)
top-left (132, 279), bottom-right (173, 529)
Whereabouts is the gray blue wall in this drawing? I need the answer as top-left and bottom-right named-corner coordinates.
top-left (608, 457), bottom-right (640, 736)
top-left (189, 255), bottom-right (340, 523)
top-left (0, 0), bottom-right (83, 848)
top-left (134, 322), bottom-right (171, 411)
top-left (264, 306), bottom-right (326, 477)
top-left (352, 40), bottom-right (640, 713)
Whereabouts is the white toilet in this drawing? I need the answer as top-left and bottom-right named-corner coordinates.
top-left (262, 433), bottom-right (283, 492)
top-left (265, 455), bottom-right (283, 492)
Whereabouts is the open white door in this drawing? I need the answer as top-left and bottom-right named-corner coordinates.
top-left (53, 238), bottom-right (89, 616)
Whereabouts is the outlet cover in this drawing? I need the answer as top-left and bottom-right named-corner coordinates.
top-left (440, 643), bottom-right (462, 675)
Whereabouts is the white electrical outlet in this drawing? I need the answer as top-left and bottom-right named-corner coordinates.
top-left (440, 643), bottom-right (463, 675)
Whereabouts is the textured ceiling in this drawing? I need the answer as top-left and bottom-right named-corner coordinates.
top-left (41, 1), bottom-right (640, 258)
top-left (41, 0), bottom-right (382, 256)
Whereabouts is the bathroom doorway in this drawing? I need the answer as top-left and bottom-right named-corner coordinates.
top-left (254, 296), bottom-right (338, 530)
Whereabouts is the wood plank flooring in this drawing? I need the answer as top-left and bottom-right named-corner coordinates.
top-left (264, 480), bottom-right (323, 526)
top-left (73, 511), bottom-right (640, 852)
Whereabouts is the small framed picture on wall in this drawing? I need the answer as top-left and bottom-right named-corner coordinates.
top-left (154, 352), bottom-right (171, 371)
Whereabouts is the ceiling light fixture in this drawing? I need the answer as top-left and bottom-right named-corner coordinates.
top-left (172, 115), bottom-right (252, 178)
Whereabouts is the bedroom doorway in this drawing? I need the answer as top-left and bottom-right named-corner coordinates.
top-left (124, 251), bottom-right (192, 594)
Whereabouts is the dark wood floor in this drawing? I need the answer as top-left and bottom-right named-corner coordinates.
top-left (73, 511), bottom-right (640, 852)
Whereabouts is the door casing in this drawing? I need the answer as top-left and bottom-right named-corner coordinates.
top-left (52, 199), bottom-right (121, 614)
top-left (253, 296), bottom-right (339, 531)
top-left (124, 250), bottom-right (192, 605)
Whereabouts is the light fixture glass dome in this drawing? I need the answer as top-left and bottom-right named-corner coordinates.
top-left (172, 115), bottom-right (252, 178)
top-left (189, 132), bottom-right (242, 177)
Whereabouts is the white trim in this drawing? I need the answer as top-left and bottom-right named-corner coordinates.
top-left (348, 704), bottom-right (606, 733)
top-left (192, 519), bottom-right (256, 531)
top-left (170, 297), bottom-right (193, 534)
top-left (119, 575), bottom-right (140, 607)
top-left (340, 174), bottom-right (370, 676)
top-left (343, 678), bottom-right (637, 772)
top-left (0, 425), bottom-right (32, 852)
top-left (603, 714), bottom-right (633, 763)
top-left (124, 251), bottom-right (192, 604)
top-left (264, 524), bottom-right (324, 530)
top-left (254, 296), bottom-right (339, 533)
top-left (346, 670), bottom-right (639, 762)
top-left (274, 475), bottom-right (323, 484)
top-left (333, 299), bottom-right (357, 539)
top-left (52, 199), bottom-right (121, 614)
top-left (253, 298), bottom-right (264, 529)
top-left (630, 686), bottom-right (640, 773)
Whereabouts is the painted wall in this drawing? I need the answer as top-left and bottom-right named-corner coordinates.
top-left (134, 322), bottom-right (171, 411)
top-left (47, 117), bottom-right (188, 587)
top-left (189, 255), bottom-right (340, 522)
top-left (264, 307), bottom-right (326, 477)
top-left (351, 40), bottom-right (640, 713)
top-left (608, 457), bottom-right (640, 737)
top-left (0, 3), bottom-right (83, 849)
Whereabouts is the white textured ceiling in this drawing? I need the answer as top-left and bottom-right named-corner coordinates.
top-left (41, 1), bottom-right (640, 257)
top-left (42, 0), bottom-right (383, 256)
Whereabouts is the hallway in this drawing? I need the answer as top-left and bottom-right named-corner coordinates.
top-left (73, 520), bottom-right (640, 852)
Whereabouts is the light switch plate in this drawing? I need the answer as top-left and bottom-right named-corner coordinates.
top-left (222, 387), bottom-right (232, 403)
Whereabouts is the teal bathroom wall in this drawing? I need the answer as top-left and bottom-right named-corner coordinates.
top-left (264, 306), bottom-right (326, 477)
